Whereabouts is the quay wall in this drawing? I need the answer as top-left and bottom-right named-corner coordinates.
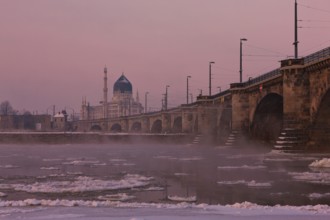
top-left (0, 132), bottom-right (193, 144)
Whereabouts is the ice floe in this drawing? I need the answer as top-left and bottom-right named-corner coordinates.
top-left (217, 180), bottom-right (272, 188)
top-left (0, 165), bottom-right (19, 169)
top-left (217, 165), bottom-right (266, 169)
top-left (309, 193), bottom-right (330, 199)
top-left (167, 195), bottom-right (197, 202)
top-left (0, 192), bottom-right (7, 197)
top-left (179, 157), bottom-right (203, 161)
top-left (174, 173), bottom-right (190, 176)
top-left (309, 158), bottom-right (330, 168)
top-left (2, 174), bottom-right (153, 193)
top-left (63, 160), bottom-right (101, 166)
top-left (153, 156), bottom-right (177, 160)
top-left (91, 163), bottom-right (107, 166)
top-left (40, 166), bottom-right (60, 170)
top-left (109, 159), bottom-right (127, 162)
top-left (289, 171), bottom-right (330, 185)
top-left (98, 193), bottom-right (135, 202)
top-left (144, 186), bottom-right (164, 191)
top-left (263, 158), bottom-right (293, 162)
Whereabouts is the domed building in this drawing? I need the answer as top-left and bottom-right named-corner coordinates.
top-left (81, 69), bottom-right (143, 120)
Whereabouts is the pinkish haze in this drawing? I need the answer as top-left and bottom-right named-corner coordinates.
top-left (0, 0), bottom-right (329, 114)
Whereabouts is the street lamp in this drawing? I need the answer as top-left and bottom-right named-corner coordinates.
top-left (217, 86), bottom-right (221, 93)
top-left (186, 75), bottom-right (191, 104)
top-left (209, 61), bottom-right (215, 96)
top-left (145, 91), bottom-right (149, 113)
top-left (240, 38), bottom-right (247, 83)
top-left (165, 85), bottom-right (170, 110)
top-left (294, 0), bottom-right (298, 59)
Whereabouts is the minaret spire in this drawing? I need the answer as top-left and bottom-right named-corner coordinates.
top-left (103, 66), bottom-right (108, 121)
top-left (136, 89), bottom-right (140, 102)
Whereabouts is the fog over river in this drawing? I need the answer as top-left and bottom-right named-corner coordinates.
top-left (0, 141), bottom-right (330, 219)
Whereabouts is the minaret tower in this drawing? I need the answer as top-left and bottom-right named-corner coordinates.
top-left (103, 66), bottom-right (108, 120)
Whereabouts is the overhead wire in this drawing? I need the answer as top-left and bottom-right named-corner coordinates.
top-left (298, 3), bottom-right (330, 14)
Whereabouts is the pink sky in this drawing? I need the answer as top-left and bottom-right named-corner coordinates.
top-left (0, 0), bottom-right (329, 114)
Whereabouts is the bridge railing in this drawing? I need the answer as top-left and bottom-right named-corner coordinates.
top-left (304, 47), bottom-right (330, 64)
top-left (233, 47), bottom-right (330, 88)
top-left (244, 68), bottom-right (281, 87)
top-left (228, 68), bottom-right (281, 90)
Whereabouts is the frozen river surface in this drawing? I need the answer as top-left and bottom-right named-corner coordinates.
top-left (0, 142), bottom-right (330, 219)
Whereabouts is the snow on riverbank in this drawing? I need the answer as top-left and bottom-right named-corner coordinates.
top-left (0, 200), bottom-right (328, 213)
top-left (0, 200), bottom-right (330, 220)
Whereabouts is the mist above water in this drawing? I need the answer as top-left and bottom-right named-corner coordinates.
top-left (0, 141), bottom-right (329, 206)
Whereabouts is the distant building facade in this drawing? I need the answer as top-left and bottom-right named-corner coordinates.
top-left (53, 112), bottom-right (66, 130)
top-left (81, 69), bottom-right (143, 120)
top-left (0, 114), bottom-right (51, 131)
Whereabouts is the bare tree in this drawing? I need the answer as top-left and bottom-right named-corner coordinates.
top-left (0, 100), bottom-right (15, 115)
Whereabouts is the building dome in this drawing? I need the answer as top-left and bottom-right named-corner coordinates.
top-left (113, 74), bottom-right (132, 94)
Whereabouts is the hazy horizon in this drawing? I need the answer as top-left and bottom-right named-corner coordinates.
top-left (1, 0), bottom-right (329, 115)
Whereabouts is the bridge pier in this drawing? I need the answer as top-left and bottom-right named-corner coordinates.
top-left (161, 113), bottom-right (171, 133)
top-left (196, 105), bottom-right (218, 141)
top-left (230, 83), bottom-right (249, 132)
top-left (141, 117), bottom-right (150, 133)
top-left (182, 107), bottom-right (196, 133)
top-left (282, 58), bottom-right (310, 130)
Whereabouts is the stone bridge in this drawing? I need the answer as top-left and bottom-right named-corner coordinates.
top-left (76, 47), bottom-right (330, 149)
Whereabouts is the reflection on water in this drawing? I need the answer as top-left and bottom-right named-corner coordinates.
top-left (0, 142), bottom-right (329, 206)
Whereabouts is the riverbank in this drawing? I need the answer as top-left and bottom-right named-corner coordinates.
top-left (0, 132), bottom-right (193, 144)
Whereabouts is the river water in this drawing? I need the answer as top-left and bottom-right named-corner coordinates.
top-left (0, 141), bottom-right (329, 206)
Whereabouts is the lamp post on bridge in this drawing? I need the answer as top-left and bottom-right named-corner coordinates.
top-left (186, 75), bottom-right (191, 104)
top-left (145, 91), bottom-right (149, 113)
top-left (165, 85), bottom-right (170, 110)
top-left (240, 38), bottom-right (247, 83)
top-left (294, 0), bottom-right (299, 59)
top-left (209, 61), bottom-right (215, 96)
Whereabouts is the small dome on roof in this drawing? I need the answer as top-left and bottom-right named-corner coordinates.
top-left (113, 74), bottom-right (132, 93)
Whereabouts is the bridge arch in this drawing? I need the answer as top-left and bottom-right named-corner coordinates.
top-left (151, 119), bottom-right (162, 133)
top-left (131, 121), bottom-right (142, 132)
top-left (110, 123), bottom-right (122, 132)
top-left (310, 89), bottom-right (330, 147)
top-left (90, 124), bottom-right (102, 131)
top-left (251, 93), bottom-right (283, 141)
top-left (172, 116), bottom-right (182, 133)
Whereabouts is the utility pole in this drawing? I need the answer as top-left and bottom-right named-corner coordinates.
top-left (209, 61), bottom-right (215, 96)
top-left (186, 76), bottom-right (191, 104)
top-left (165, 85), bottom-right (170, 110)
top-left (294, 0), bottom-right (299, 59)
